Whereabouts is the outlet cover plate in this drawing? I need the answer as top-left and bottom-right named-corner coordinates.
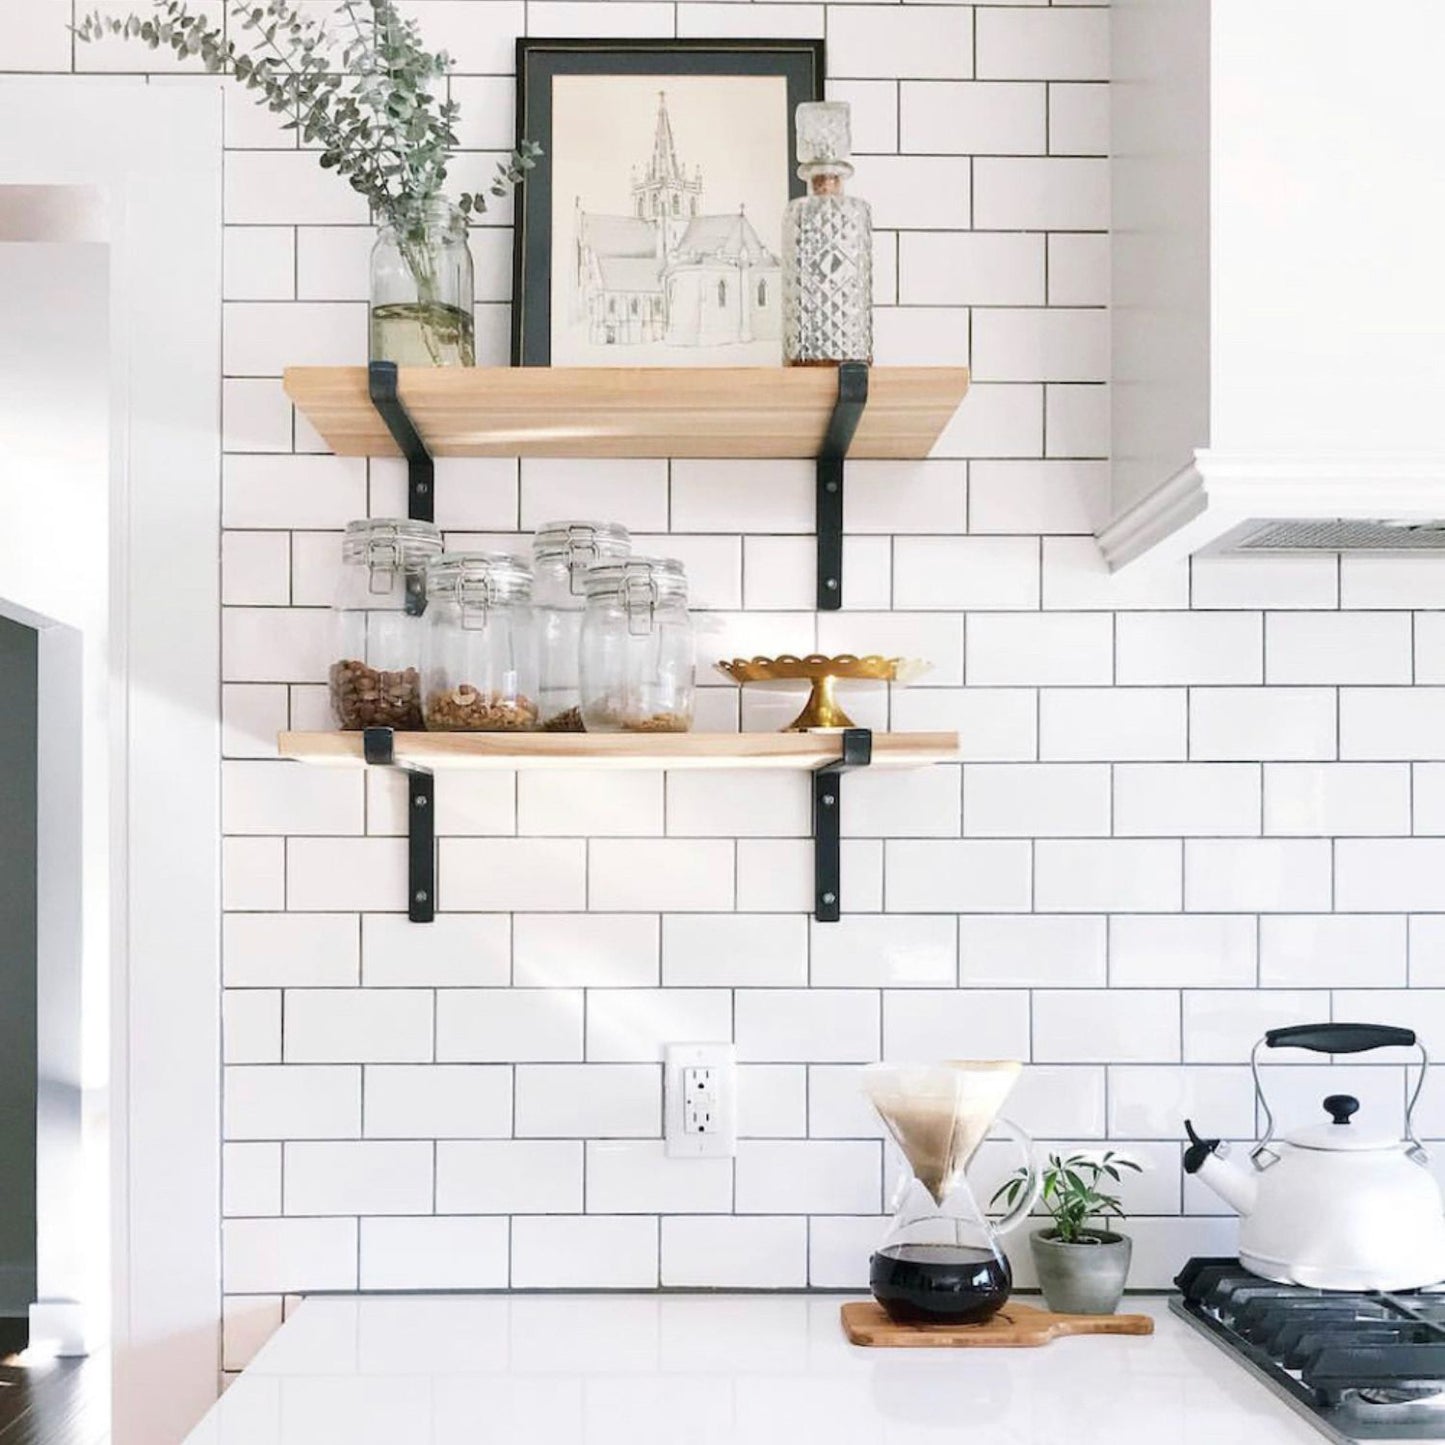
top-left (665, 1042), bottom-right (736, 1158)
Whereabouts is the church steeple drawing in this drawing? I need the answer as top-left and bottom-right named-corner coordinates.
top-left (630, 91), bottom-right (702, 251)
top-left (574, 89), bottom-right (781, 353)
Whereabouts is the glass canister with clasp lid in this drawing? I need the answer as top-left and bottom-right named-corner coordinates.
top-left (579, 557), bottom-right (695, 733)
top-left (531, 520), bottom-right (632, 731)
top-left (329, 518), bottom-right (444, 730)
top-left (422, 552), bottom-right (539, 731)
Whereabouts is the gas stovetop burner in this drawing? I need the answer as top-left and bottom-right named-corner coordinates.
top-left (1173, 1257), bottom-right (1445, 1442)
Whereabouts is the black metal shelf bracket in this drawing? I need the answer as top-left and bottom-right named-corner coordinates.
top-left (817, 361), bottom-right (870, 611)
top-left (812, 727), bottom-right (873, 922)
top-left (363, 726), bottom-right (436, 923)
top-left (368, 360), bottom-right (435, 523)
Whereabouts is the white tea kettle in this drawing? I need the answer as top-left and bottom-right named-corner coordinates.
top-left (1184, 1022), bottom-right (1445, 1292)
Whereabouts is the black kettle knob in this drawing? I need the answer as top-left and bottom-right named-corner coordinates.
top-left (1324, 1094), bottom-right (1360, 1125)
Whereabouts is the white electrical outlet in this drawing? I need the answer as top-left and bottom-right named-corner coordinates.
top-left (665, 1043), bottom-right (736, 1158)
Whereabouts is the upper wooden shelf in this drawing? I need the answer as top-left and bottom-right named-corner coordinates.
top-left (283, 365), bottom-right (970, 461)
top-left (279, 730), bottom-right (960, 771)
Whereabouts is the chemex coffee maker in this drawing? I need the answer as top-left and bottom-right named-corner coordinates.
top-left (864, 1061), bottom-right (1040, 1324)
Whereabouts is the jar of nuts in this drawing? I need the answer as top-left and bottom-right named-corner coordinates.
top-left (532, 520), bottom-right (631, 731)
top-left (330, 518), bottom-right (443, 730)
top-left (422, 552), bottom-right (539, 731)
top-left (579, 557), bottom-right (695, 733)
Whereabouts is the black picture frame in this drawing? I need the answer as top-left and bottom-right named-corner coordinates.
top-left (511, 36), bottom-right (826, 367)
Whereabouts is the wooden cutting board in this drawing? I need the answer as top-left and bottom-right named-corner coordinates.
top-left (841, 1299), bottom-right (1155, 1348)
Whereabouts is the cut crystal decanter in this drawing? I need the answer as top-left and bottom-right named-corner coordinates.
top-left (782, 101), bottom-right (873, 365)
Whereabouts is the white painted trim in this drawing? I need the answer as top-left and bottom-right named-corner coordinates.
top-left (1099, 450), bottom-right (1445, 567)
top-left (0, 80), bottom-right (222, 1439)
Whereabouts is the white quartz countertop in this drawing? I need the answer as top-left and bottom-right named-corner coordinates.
top-left (185, 1293), bottom-right (1343, 1444)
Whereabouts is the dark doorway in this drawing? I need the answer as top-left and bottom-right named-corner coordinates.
top-left (0, 614), bottom-right (38, 1355)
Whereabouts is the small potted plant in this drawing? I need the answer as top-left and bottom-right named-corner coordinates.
top-left (992, 1149), bottom-right (1143, 1315)
top-left (75, 0), bottom-right (539, 367)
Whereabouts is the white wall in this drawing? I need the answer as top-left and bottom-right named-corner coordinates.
top-left (12, 0), bottom-right (1445, 1400)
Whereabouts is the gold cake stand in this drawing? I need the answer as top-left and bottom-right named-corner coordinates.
top-left (715, 654), bottom-right (931, 731)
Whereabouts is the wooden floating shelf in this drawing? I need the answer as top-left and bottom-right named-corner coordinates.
top-left (283, 365), bottom-right (970, 461)
top-left (279, 730), bottom-right (960, 772)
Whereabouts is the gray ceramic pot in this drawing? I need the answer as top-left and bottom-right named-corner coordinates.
top-left (1029, 1229), bottom-right (1132, 1315)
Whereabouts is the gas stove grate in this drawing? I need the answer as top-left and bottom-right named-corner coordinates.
top-left (1173, 1257), bottom-right (1445, 1442)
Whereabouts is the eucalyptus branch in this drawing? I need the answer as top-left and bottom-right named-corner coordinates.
top-left (73, 0), bottom-right (539, 233)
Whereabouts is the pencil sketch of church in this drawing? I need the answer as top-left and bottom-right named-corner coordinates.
top-left (572, 91), bottom-right (782, 350)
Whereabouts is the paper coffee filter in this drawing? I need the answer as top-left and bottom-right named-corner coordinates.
top-left (864, 1061), bottom-right (1022, 1205)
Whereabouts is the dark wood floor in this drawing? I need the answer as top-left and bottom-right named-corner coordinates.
top-left (0, 1322), bottom-right (107, 1445)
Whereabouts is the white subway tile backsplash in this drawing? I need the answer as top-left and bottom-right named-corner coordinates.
top-left (1266, 612), bottom-right (1413, 685)
top-left (586, 988), bottom-right (731, 1062)
top-left (1190, 688), bottom-right (1337, 762)
top-left (1185, 839), bottom-right (1332, 913)
top-left (735, 1140), bottom-right (880, 1214)
top-left (1035, 840), bottom-right (1181, 912)
top-left (1039, 687), bottom-right (1186, 761)
top-left (514, 1064), bottom-right (660, 1138)
top-left (587, 1141), bottom-right (732, 1213)
top-left (511, 1217), bottom-right (659, 1289)
top-left (438, 989), bottom-right (583, 1063)
top-left (190, 0), bottom-right (1445, 1304)
top-left (1033, 990), bottom-right (1181, 1064)
top-left (360, 1217), bottom-right (509, 1291)
top-left (1337, 840), bottom-right (1445, 912)
top-left (283, 1140), bottom-right (432, 1215)
top-left (284, 989), bottom-right (432, 1064)
top-left (958, 915), bottom-right (1106, 987)
top-left (1259, 915), bottom-right (1406, 988)
top-left (1116, 613), bottom-right (1262, 686)
top-left (899, 234), bottom-right (1045, 306)
top-left (516, 914), bottom-right (659, 988)
top-left (223, 913), bottom-right (358, 988)
top-left (828, 6), bottom-right (973, 79)
top-left (899, 81), bottom-right (1045, 155)
top-left (223, 1142), bottom-right (281, 1218)
top-left (1264, 763), bottom-right (1411, 836)
top-left (436, 1141), bottom-right (583, 1214)
top-left (885, 839), bottom-right (1033, 912)
top-left (895, 536), bottom-right (1040, 611)
top-left (971, 308), bottom-right (1109, 384)
top-left (225, 1066), bottom-right (361, 1142)
top-left (663, 915), bottom-right (808, 987)
top-left (968, 613), bottom-right (1113, 686)
top-left (973, 157), bottom-right (1108, 230)
top-left (1340, 689), bottom-right (1445, 761)
top-left (1113, 764), bottom-right (1261, 838)
top-left (968, 460), bottom-right (1107, 534)
top-left (965, 762), bottom-right (1109, 837)
top-left (365, 1065), bottom-right (512, 1139)
top-left (1183, 990), bottom-right (1332, 1063)
top-left (662, 1217), bottom-right (807, 1288)
top-left (735, 990), bottom-right (879, 1063)
top-left (1109, 915), bottom-right (1257, 989)
top-left (223, 1218), bottom-right (357, 1294)
top-left (976, 7), bottom-right (1109, 79)
top-left (883, 989), bottom-right (1031, 1060)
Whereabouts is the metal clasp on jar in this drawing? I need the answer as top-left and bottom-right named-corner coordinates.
top-left (622, 568), bottom-right (659, 637)
top-left (458, 576), bottom-right (499, 631)
top-left (566, 524), bottom-right (600, 596)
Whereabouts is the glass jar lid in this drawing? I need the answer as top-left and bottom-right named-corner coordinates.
top-left (426, 551), bottom-right (533, 605)
top-left (533, 520), bottom-right (632, 571)
top-left (584, 555), bottom-right (688, 609)
top-left (341, 517), bottom-right (444, 568)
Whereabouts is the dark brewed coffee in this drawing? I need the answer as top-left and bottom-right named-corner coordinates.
top-left (870, 1244), bottom-right (1012, 1325)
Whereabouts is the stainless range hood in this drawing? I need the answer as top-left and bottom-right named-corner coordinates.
top-left (1103, 0), bottom-right (1445, 568)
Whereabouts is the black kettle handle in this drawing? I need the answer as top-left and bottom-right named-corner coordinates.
top-left (1265, 1022), bottom-right (1416, 1054)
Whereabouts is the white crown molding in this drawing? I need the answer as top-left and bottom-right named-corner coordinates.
top-left (1098, 451), bottom-right (1445, 569)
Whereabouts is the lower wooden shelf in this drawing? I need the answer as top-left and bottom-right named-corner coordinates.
top-left (278, 730), bottom-right (960, 771)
